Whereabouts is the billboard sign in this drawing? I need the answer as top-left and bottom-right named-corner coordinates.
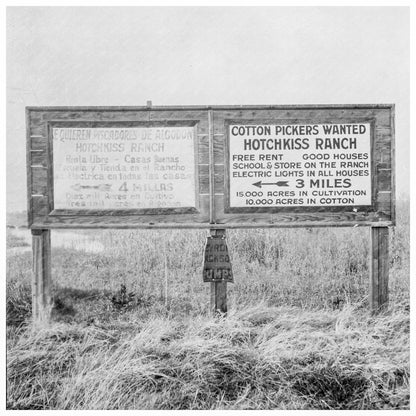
top-left (227, 121), bottom-right (373, 211)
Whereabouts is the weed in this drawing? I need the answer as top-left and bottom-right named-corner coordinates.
top-left (6, 230), bottom-right (30, 249)
top-left (291, 366), bottom-right (369, 409)
top-left (6, 279), bottom-right (32, 326)
top-left (110, 284), bottom-right (137, 310)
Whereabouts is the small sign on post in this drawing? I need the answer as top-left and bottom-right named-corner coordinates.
top-left (203, 229), bottom-right (233, 315)
top-left (203, 234), bottom-right (233, 283)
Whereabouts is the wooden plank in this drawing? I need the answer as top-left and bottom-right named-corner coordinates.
top-left (32, 212), bottom-right (212, 226)
top-left (209, 109), bottom-right (215, 223)
top-left (32, 194), bottom-right (210, 226)
top-left (29, 113), bottom-right (43, 123)
top-left (210, 281), bottom-right (227, 314)
top-left (50, 207), bottom-right (200, 216)
top-left (199, 165), bottom-right (224, 194)
top-left (47, 118), bottom-right (199, 128)
top-left (28, 114), bottom-right (44, 134)
top-left (370, 226), bottom-right (389, 311)
top-left (198, 135), bottom-right (209, 164)
top-left (30, 220), bottom-right (393, 230)
top-left (376, 162), bottom-right (392, 170)
top-left (26, 104), bottom-right (395, 112)
top-left (375, 127), bottom-right (393, 142)
top-left (375, 141), bottom-right (391, 163)
top-left (149, 110), bottom-right (209, 133)
top-left (31, 168), bottom-right (48, 195)
top-left (29, 125), bottom-right (46, 137)
top-left (26, 109), bottom-right (33, 227)
top-left (213, 136), bottom-right (224, 165)
top-left (377, 168), bottom-right (392, 192)
top-left (30, 136), bottom-right (47, 151)
top-left (376, 191), bottom-right (391, 215)
top-left (40, 110), bottom-right (150, 123)
top-left (199, 165), bottom-right (209, 194)
top-left (213, 165), bottom-right (225, 194)
top-left (374, 108), bottom-right (393, 128)
top-left (390, 106), bottom-right (396, 225)
top-left (30, 214), bottom-right (394, 228)
top-left (31, 153), bottom-right (48, 166)
top-left (32, 195), bottom-right (49, 216)
top-left (32, 182), bottom-right (48, 196)
top-left (31, 229), bottom-right (52, 323)
top-left (198, 135), bottom-right (224, 164)
top-left (209, 229), bottom-right (227, 315)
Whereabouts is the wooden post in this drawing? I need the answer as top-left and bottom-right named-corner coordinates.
top-left (207, 108), bottom-right (228, 315)
top-left (210, 229), bottom-right (227, 315)
top-left (370, 226), bottom-right (389, 312)
top-left (31, 229), bottom-right (52, 323)
top-left (164, 238), bottom-right (168, 307)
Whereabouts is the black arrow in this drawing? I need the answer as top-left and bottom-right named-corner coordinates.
top-left (71, 183), bottom-right (112, 191)
top-left (253, 181), bottom-right (289, 188)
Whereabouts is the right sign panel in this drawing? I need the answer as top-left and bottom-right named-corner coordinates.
top-left (227, 121), bottom-right (374, 210)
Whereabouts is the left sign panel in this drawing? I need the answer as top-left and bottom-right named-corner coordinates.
top-left (52, 126), bottom-right (196, 210)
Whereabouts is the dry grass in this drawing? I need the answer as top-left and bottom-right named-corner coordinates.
top-left (6, 199), bottom-right (410, 410)
top-left (6, 303), bottom-right (409, 410)
top-left (6, 229), bottom-right (30, 249)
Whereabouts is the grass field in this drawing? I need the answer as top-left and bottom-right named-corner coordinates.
top-left (6, 201), bottom-right (410, 410)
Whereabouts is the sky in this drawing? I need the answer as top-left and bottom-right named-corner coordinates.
top-left (6, 6), bottom-right (410, 212)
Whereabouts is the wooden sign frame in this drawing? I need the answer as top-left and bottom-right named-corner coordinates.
top-left (26, 104), bottom-right (395, 230)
